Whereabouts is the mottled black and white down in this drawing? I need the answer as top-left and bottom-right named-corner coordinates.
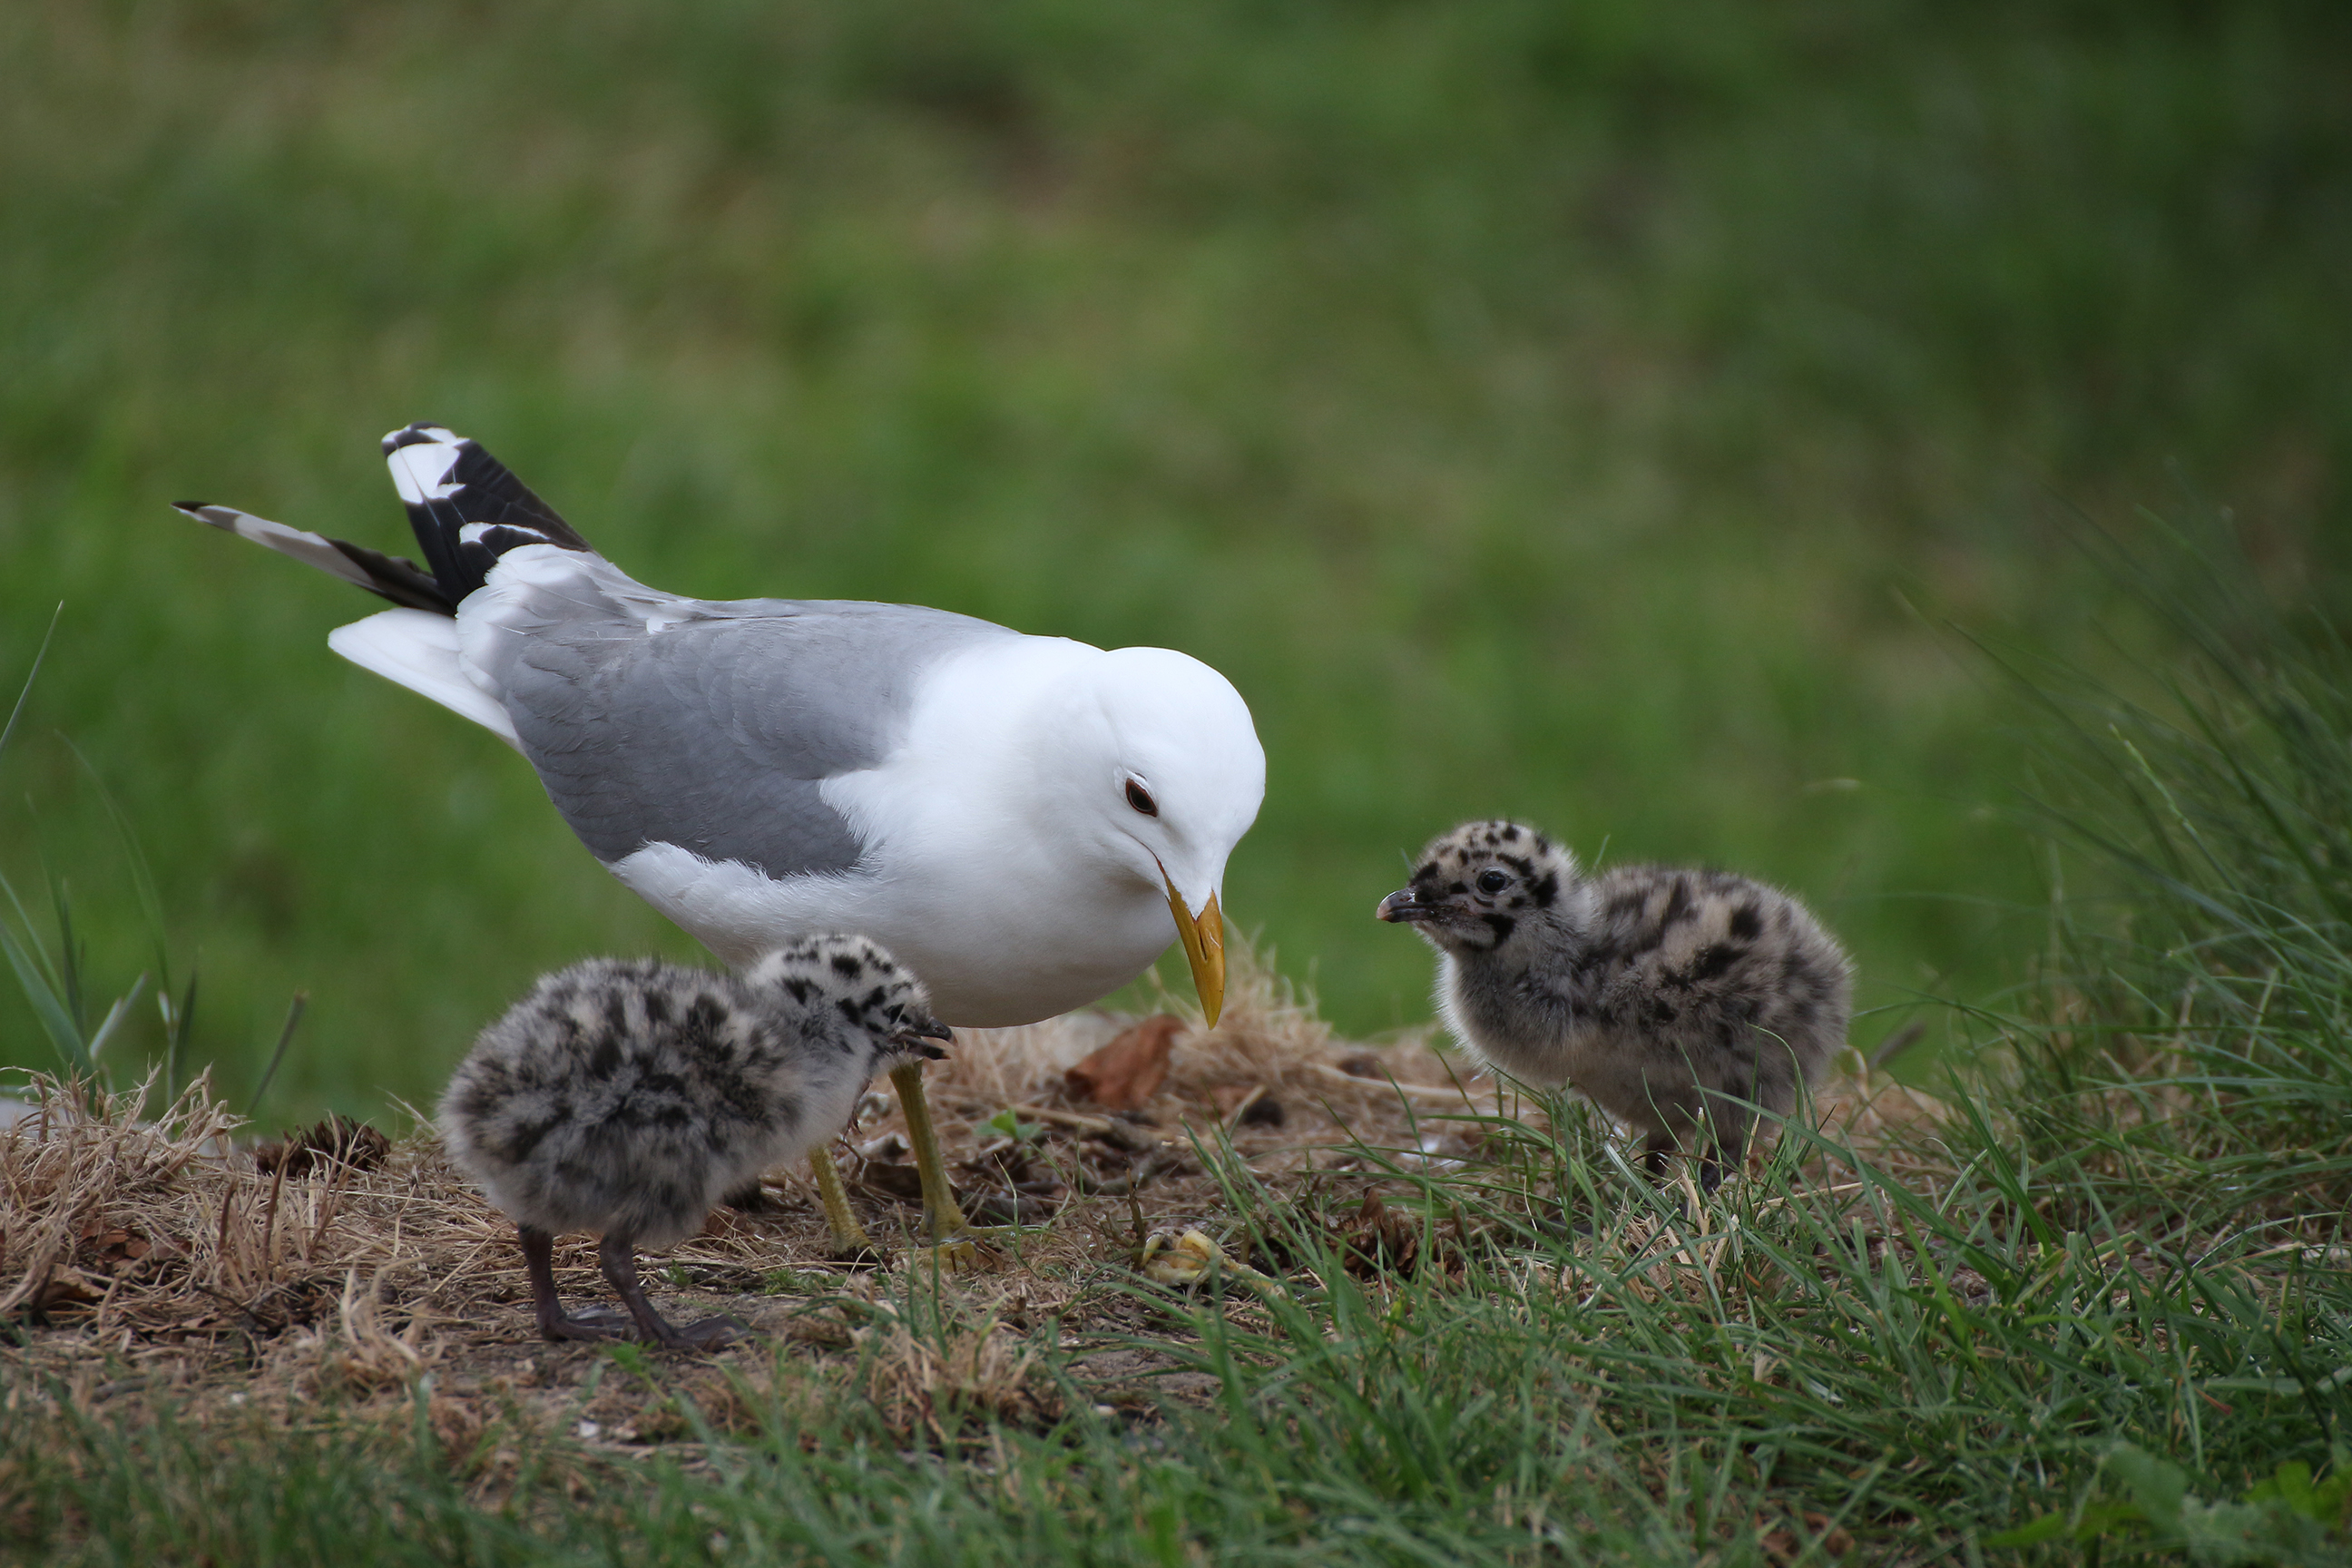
top-left (1377, 820), bottom-right (1850, 1179)
top-left (439, 935), bottom-right (950, 1251)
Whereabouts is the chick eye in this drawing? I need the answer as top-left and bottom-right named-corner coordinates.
top-left (1476, 869), bottom-right (1511, 894)
top-left (1124, 779), bottom-right (1159, 817)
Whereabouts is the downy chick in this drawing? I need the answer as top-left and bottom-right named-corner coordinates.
top-left (1378, 820), bottom-right (1849, 1188)
top-left (440, 934), bottom-right (951, 1350)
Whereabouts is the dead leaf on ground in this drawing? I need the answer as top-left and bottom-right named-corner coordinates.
top-left (21, 1269), bottom-right (101, 1316)
top-left (1064, 1015), bottom-right (1185, 1110)
top-left (79, 1220), bottom-right (154, 1263)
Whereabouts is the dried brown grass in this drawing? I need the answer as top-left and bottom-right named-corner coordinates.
top-left (854, 1300), bottom-right (1064, 1440)
top-left (0, 1071), bottom-right (239, 1321)
top-left (0, 955), bottom-right (1948, 1447)
top-left (267, 1269), bottom-right (445, 1396)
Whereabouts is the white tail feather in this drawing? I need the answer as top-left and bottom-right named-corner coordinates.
top-left (327, 609), bottom-right (523, 750)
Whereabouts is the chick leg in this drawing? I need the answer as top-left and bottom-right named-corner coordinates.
top-left (808, 1144), bottom-right (876, 1254)
top-left (1695, 1096), bottom-right (1751, 1196)
top-left (888, 1061), bottom-right (972, 1243)
top-left (517, 1225), bottom-right (630, 1342)
top-left (598, 1232), bottom-right (746, 1352)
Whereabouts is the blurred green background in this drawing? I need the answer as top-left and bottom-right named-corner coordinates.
top-left (3, 0), bottom-right (2347, 1119)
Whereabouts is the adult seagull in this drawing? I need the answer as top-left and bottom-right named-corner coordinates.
top-left (177, 423), bottom-right (1264, 1246)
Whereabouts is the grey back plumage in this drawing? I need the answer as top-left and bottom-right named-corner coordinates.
top-left (439, 936), bottom-right (945, 1250)
top-left (472, 575), bottom-right (1016, 874)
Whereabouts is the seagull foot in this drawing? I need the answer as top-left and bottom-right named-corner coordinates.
top-left (906, 1220), bottom-right (1027, 1269)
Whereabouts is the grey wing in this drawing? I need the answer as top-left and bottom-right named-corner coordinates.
top-left (474, 577), bottom-right (1014, 877)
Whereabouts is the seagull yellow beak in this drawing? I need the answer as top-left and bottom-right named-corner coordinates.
top-left (1161, 872), bottom-right (1227, 1027)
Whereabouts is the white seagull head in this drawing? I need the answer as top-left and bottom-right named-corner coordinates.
top-left (1040, 645), bottom-right (1264, 1023)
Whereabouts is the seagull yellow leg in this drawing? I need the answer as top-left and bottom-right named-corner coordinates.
top-left (888, 1061), bottom-right (972, 1242)
top-left (808, 1145), bottom-right (874, 1254)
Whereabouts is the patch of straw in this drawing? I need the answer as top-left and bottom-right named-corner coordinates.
top-left (856, 1302), bottom-right (1063, 1440)
top-left (0, 1069), bottom-right (239, 1317)
top-left (268, 1269), bottom-right (444, 1396)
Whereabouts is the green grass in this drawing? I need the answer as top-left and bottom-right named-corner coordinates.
top-left (9, 1095), bottom-right (2350, 1563)
top-left (12, 1164), bottom-right (2351, 1565)
top-left (1974, 523), bottom-right (2352, 1241)
top-left (3, 2), bottom-right (2348, 1113)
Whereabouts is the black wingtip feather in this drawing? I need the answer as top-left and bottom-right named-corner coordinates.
top-left (173, 496), bottom-right (459, 614)
top-left (328, 539), bottom-right (458, 615)
top-left (381, 425), bottom-right (448, 455)
top-left (382, 422), bottom-right (598, 605)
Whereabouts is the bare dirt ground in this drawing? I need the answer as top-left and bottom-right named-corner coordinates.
top-left (0, 962), bottom-right (1944, 1465)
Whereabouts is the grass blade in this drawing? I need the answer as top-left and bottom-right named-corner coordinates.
top-left (0, 906), bottom-right (92, 1073)
top-left (0, 865), bottom-right (67, 1010)
top-left (0, 603), bottom-right (62, 767)
top-left (85, 972), bottom-right (150, 1061)
top-left (245, 991), bottom-right (308, 1118)
top-left (162, 970), bottom-right (198, 1103)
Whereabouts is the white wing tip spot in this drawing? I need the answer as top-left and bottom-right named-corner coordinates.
top-left (386, 430), bottom-right (468, 505)
top-left (460, 522), bottom-right (550, 546)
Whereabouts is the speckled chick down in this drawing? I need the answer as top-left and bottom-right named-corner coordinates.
top-left (440, 936), bottom-right (950, 1250)
top-left (1378, 820), bottom-right (1850, 1172)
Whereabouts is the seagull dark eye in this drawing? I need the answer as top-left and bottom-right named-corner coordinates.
top-left (1477, 869), bottom-right (1511, 894)
top-left (1124, 779), bottom-right (1159, 817)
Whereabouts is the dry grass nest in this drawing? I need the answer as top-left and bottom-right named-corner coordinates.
top-left (0, 955), bottom-right (1948, 1453)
